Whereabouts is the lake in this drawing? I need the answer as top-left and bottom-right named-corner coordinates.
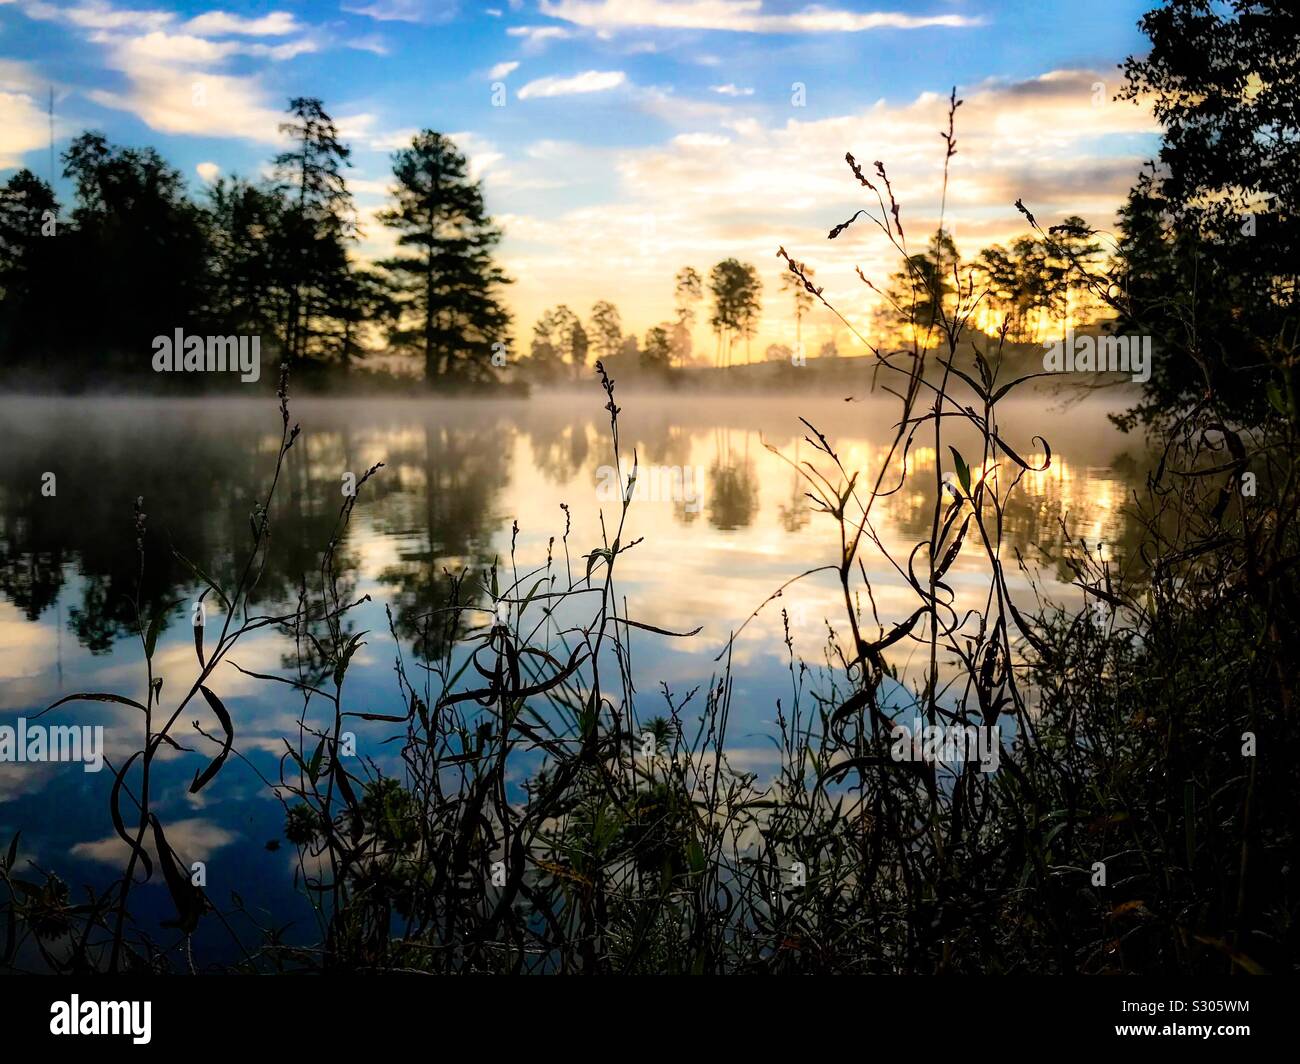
top-left (0, 389), bottom-right (1141, 958)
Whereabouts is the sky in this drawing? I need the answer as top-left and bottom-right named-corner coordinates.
top-left (0, 0), bottom-right (1161, 357)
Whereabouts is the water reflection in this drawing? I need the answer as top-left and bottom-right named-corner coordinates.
top-left (0, 394), bottom-right (1143, 661)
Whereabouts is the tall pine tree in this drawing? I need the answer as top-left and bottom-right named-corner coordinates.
top-left (378, 131), bottom-right (511, 384)
top-left (273, 98), bottom-right (355, 364)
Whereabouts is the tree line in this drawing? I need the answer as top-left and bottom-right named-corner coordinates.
top-left (0, 98), bottom-right (511, 387)
top-left (524, 259), bottom-right (767, 378)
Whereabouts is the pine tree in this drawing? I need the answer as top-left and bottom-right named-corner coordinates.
top-left (378, 130), bottom-right (511, 384)
top-left (272, 98), bottom-right (355, 363)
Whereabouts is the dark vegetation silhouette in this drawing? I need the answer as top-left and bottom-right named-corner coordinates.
top-left (0, 99), bottom-right (510, 390)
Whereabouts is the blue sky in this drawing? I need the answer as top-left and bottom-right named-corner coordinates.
top-left (0, 0), bottom-right (1160, 351)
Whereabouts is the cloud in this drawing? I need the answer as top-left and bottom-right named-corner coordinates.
top-left (196, 160), bottom-right (220, 182)
top-left (489, 60), bottom-right (520, 80)
top-left (71, 817), bottom-right (237, 867)
top-left (14, 2), bottom-right (306, 37)
top-left (89, 29), bottom-right (317, 65)
top-left (506, 25), bottom-right (574, 49)
top-left (88, 70), bottom-right (288, 143)
top-left (342, 0), bottom-right (458, 23)
top-left (537, 0), bottom-right (980, 34)
top-left (449, 129), bottom-right (504, 178)
top-left (0, 88), bottom-right (50, 169)
top-left (517, 69), bottom-right (626, 99)
top-left (347, 33), bottom-right (390, 54)
top-left (710, 83), bottom-right (753, 96)
top-left (367, 126), bottom-right (420, 151)
top-left (17, 0), bottom-right (174, 33)
top-left (26, 3), bottom-right (321, 143)
top-left (181, 11), bottom-right (302, 36)
top-left (491, 69), bottom-right (1155, 349)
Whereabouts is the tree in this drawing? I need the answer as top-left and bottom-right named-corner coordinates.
top-left (569, 318), bottom-right (589, 372)
top-left (708, 259), bottom-right (761, 368)
top-left (0, 170), bottom-right (60, 362)
top-left (674, 266), bottom-right (703, 324)
top-left (378, 130), bottom-right (512, 384)
top-left (1117, 0), bottom-right (1300, 420)
top-left (204, 176), bottom-right (288, 341)
top-left (671, 267), bottom-right (702, 366)
top-left (330, 266), bottom-right (397, 371)
top-left (530, 309), bottom-right (562, 371)
top-left (884, 228), bottom-right (958, 342)
top-left (0, 170), bottom-right (57, 297)
top-left (589, 300), bottom-right (622, 361)
top-left (976, 233), bottom-right (1060, 340)
top-left (529, 305), bottom-right (586, 380)
top-left (1043, 215), bottom-right (1104, 327)
top-left (58, 132), bottom-right (210, 369)
top-left (550, 304), bottom-right (587, 373)
top-left (273, 98), bottom-right (356, 364)
top-left (642, 324), bottom-right (672, 371)
top-left (781, 263), bottom-right (814, 359)
top-left (669, 321), bottom-right (693, 366)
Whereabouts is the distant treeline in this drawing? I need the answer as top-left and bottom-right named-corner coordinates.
top-left (0, 98), bottom-right (510, 389)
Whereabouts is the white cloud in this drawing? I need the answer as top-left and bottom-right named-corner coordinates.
top-left (347, 33), bottom-right (390, 54)
top-left (19, 0), bottom-right (174, 33)
top-left (89, 70), bottom-right (287, 143)
top-left (0, 89), bottom-right (48, 170)
top-left (507, 25), bottom-right (574, 49)
top-left (449, 129), bottom-right (504, 179)
top-left (88, 28), bottom-right (317, 65)
top-left (672, 131), bottom-right (731, 147)
top-left (538, 0), bottom-right (980, 34)
top-left (182, 11), bottom-right (302, 36)
top-left (368, 126), bottom-right (420, 151)
top-left (342, 0), bottom-right (458, 23)
top-left (517, 69), bottom-right (626, 99)
top-left (29, 3), bottom-right (321, 144)
top-left (489, 60), bottom-right (520, 79)
top-left (710, 83), bottom-right (753, 96)
top-left (196, 160), bottom-right (220, 182)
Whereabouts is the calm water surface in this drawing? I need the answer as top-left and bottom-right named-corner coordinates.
top-left (0, 391), bottom-right (1142, 957)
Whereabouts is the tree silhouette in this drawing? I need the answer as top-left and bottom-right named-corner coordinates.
top-left (273, 98), bottom-right (356, 364)
top-left (589, 300), bottom-right (623, 362)
top-left (378, 130), bottom-right (512, 384)
top-left (708, 259), bottom-right (761, 368)
top-left (1117, 0), bottom-right (1299, 421)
